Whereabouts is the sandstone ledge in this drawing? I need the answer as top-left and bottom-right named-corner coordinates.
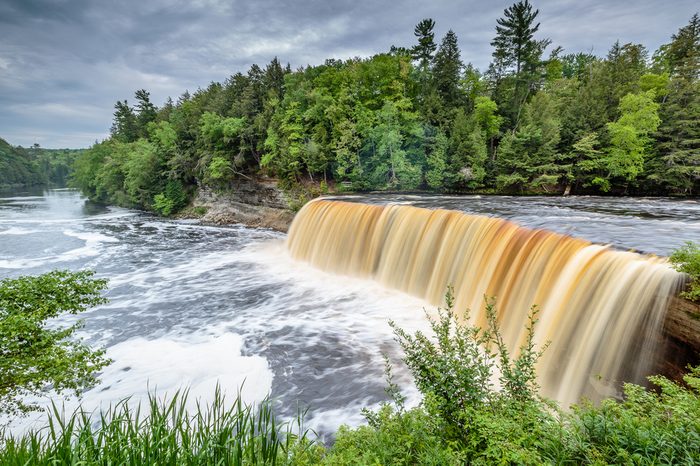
top-left (182, 181), bottom-right (294, 232)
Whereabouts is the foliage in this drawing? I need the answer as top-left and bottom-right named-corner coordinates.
top-left (0, 270), bottom-right (111, 416)
top-left (69, 7), bottom-right (700, 209)
top-left (563, 369), bottom-right (700, 464)
top-left (326, 405), bottom-right (462, 465)
top-left (0, 138), bottom-right (82, 188)
top-left (670, 241), bottom-right (700, 301)
top-left (0, 389), bottom-right (320, 465)
top-left (153, 180), bottom-right (188, 216)
top-left (603, 90), bottom-right (661, 186)
top-left (329, 292), bottom-right (700, 465)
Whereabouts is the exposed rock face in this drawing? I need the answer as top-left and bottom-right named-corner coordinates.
top-left (188, 179), bottom-right (294, 232)
top-left (655, 296), bottom-right (700, 381)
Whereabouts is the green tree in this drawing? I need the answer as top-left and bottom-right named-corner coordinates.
top-left (603, 90), bottom-right (661, 189)
top-left (426, 129), bottom-right (450, 190)
top-left (497, 91), bottom-right (561, 191)
top-left (432, 30), bottom-right (465, 117)
top-left (0, 270), bottom-right (111, 416)
top-left (370, 100), bottom-right (423, 189)
top-left (449, 109), bottom-right (489, 189)
top-left (491, 0), bottom-right (543, 75)
top-left (564, 132), bottom-right (604, 191)
top-left (670, 242), bottom-right (700, 301)
top-left (110, 100), bottom-right (138, 143)
top-left (655, 13), bottom-right (700, 80)
top-left (473, 96), bottom-right (503, 157)
top-left (411, 18), bottom-right (437, 72)
top-left (600, 42), bottom-right (648, 120)
top-left (489, 0), bottom-right (550, 128)
top-left (650, 15), bottom-right (700, 194)
top-left (134, 89), bottom-right (158, 138)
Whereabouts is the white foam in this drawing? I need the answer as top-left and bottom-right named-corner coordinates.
top-left (0, 229), bottom-right (118, 269)
top-left (3, 327), bottom-right (272, 435)
top-left (0, 227), bottom-right (38, 235)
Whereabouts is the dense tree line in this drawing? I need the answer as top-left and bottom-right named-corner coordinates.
top-left (73, 2), bottom-right (700, 214)
top-left (0, 138), bottom-right (80, 188)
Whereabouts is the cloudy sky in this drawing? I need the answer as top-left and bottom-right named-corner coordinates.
top-left (1, 0), bottom-right (697, 148)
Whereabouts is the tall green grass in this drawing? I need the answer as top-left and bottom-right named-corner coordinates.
top-left (0, 387), bottom-right (319, 465)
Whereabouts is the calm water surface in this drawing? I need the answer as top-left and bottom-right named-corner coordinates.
top-left (1, 188), bottom-right (698, 435)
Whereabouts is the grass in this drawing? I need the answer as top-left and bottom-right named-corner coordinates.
top-left (0, 387), bottom-right (320, 465)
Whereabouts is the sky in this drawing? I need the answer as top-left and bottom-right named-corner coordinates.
top-left (0, 0), bottom-right (697, 149)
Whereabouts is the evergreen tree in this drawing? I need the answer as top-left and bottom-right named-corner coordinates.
top-left (432, 30), bottom-right (464, 120)
top-left (449, 109), bottom-right (488, 189)
top-left (473, 96), bottom-right (503, 158)
top-left (652, 15), bottom-right (700, 194)
top-left (134, 89), bottom-right (158, 137)
top-left (426, 129), bottom-right (450, 190)
top-left (600, 42), bottom-right (648, 119)
top-left (489, 0), bottom-right (550, 128)
top-left (658, 13), bottom-right (700, 80)
top-left (491, 0), bottom-right (542, 75)
top-left (496, 91), bottom-right (561, 190)
top-left (412, 18), bottom-right (437, 71)
top-left (111, 100), bottom-right (138, 143)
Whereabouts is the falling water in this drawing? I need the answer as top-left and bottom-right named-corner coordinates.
top-left (287, 199), bottom-right (684, 405)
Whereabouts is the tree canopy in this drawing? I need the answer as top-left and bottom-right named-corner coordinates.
top-left (68, 5), bottom-right (700, 214)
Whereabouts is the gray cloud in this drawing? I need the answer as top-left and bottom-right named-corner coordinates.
top-left (0, 0), bottom-right (697, 148)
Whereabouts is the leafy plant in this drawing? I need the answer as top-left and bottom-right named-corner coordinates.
top-left (670, 241), bottom-right (700, 301)
top-left (153, 180), bottom-right (188, 216)
top-left (0, 270), bottom-right (111, 416)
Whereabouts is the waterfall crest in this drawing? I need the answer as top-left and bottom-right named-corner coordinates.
top-left (286, 199), bottom-right (683, 405)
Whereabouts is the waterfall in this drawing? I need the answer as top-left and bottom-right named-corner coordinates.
top-left (286, 199), bottom-right (684, 405)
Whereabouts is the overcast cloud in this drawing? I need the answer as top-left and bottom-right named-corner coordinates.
top-left (0, 0), bottom-right (697, 148)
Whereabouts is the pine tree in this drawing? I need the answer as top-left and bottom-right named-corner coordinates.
top-left (433, 30), bottom-right (464, 116)
top-left (412, 18), bottom-right (437, 71)
top-left (134, 89), bottom-right (157, 138)
top-left (111, 100), bottom-right (138, 143)
top-left (449, 109), bottom-right (488, 189)
top-left (652, 14), bottom-right (700, 194)
top-left (491, 0), bottom-right (542, 75)
top-left (489, 0), bottom-right (550, 129)
top-left (662, 13), bottom-right (700, 80)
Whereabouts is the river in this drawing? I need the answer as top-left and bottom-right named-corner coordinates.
top-left (1, 188), bottom-right (699, 436)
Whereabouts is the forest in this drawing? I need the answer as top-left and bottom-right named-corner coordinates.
top-left (0, 138), bottom-right (81, 189)
top-left (70, 1), bottom-right (700, 215)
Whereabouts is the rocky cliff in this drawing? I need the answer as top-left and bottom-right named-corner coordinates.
top-left (186, 179), bottom-right (294, 232)
top-left (655, 296), bottom-right (700, 381)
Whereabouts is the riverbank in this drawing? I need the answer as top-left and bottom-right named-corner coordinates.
top-left (179, 179), bottom-right (295, 232)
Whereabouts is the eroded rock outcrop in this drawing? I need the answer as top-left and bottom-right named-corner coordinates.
top-left (655, 296), bottom-right (700, 381)
top-left (186, 179), bottom-right (294, 232)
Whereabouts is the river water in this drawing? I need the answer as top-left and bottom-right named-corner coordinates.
top-left (1, 188), bottom-right (699, 436)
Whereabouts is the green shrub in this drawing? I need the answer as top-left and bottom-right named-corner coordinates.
top-left (329, 291), bottom-right (558, 465)
top-left (326, 405), bottom-right (463, 465)
top-left (208, 156), bottom-right (233, 181)
top-left (671, 241), bottom-right (700, 301)
top-left (153, 192), bottom-right (175, 216)
top-left (563, 368), bottom-right (700, 464)
top-left (153, 180), bottom-right (188, 216)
